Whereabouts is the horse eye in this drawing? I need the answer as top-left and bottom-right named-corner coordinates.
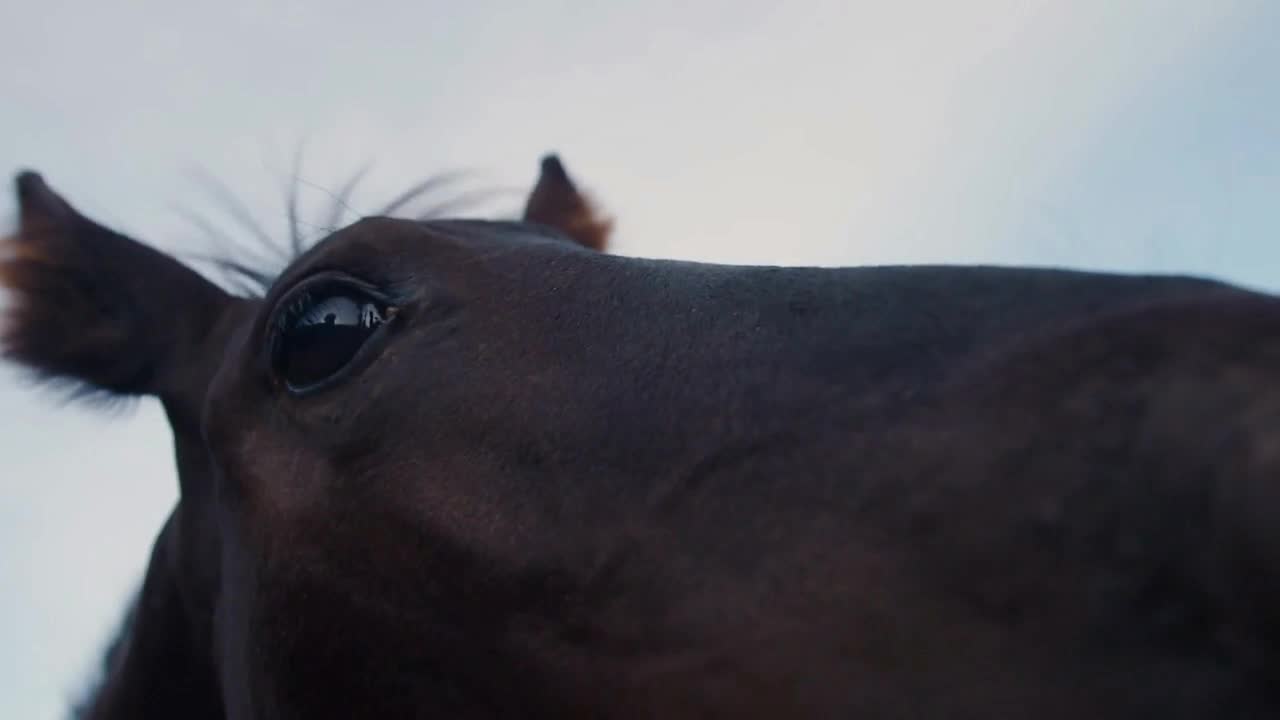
top-left (271, 285), bottom-right (393, 392)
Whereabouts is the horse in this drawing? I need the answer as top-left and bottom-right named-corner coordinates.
top-left (1, 154), bottom-right (613, 719)
top-left (3, 156), bottom-right (1279, 718)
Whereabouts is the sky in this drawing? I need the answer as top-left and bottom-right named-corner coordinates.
top-left (1, 1), bottom-right (1277, 717)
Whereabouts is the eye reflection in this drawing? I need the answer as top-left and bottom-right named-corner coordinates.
top-left (298, 296), bottom-right (386, 329)
top-left (272, 286), bottom-right (392, 391)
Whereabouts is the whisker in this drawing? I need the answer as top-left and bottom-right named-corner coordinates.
top-left (317, 162), bottom-right (376, 231)
top-left (170, 204), bottom-right (289, 292)
top-left (185, 167), bottom-right (278, 252)
top-left (180, 250), bottom-right (281, 295)
top-left (289, 215), bottom-right (337, 243)
top-left (284, 138), bottom-right (309, 257)
top-left (174, 160), bottom-right (501, 296)
top-left (170, 205), bottom-right (282, 262)
top-left (376, 170), bottom-right (473, 216)
top-left (416, 186), bottom-right (524, 220)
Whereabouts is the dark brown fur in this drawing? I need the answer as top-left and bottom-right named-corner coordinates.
top-left (2, 155), bottom-right (612, 719)
top-left (4, 158), bottom-right (1279, 718)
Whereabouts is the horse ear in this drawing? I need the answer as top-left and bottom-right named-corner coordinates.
top-left (521, 155), bottom-right (613, 252)
top-left (1, 171), bottom-right (234, 402)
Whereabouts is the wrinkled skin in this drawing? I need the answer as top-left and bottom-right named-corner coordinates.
top-left (4, 160), bottom-right (1280, 718)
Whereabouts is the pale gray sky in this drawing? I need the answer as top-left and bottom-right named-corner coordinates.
top-left (2, 2), bottom-right (1278, 717)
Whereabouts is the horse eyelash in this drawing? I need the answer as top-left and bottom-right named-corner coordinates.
top-left (276, 290), bottom-right (316, 333)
